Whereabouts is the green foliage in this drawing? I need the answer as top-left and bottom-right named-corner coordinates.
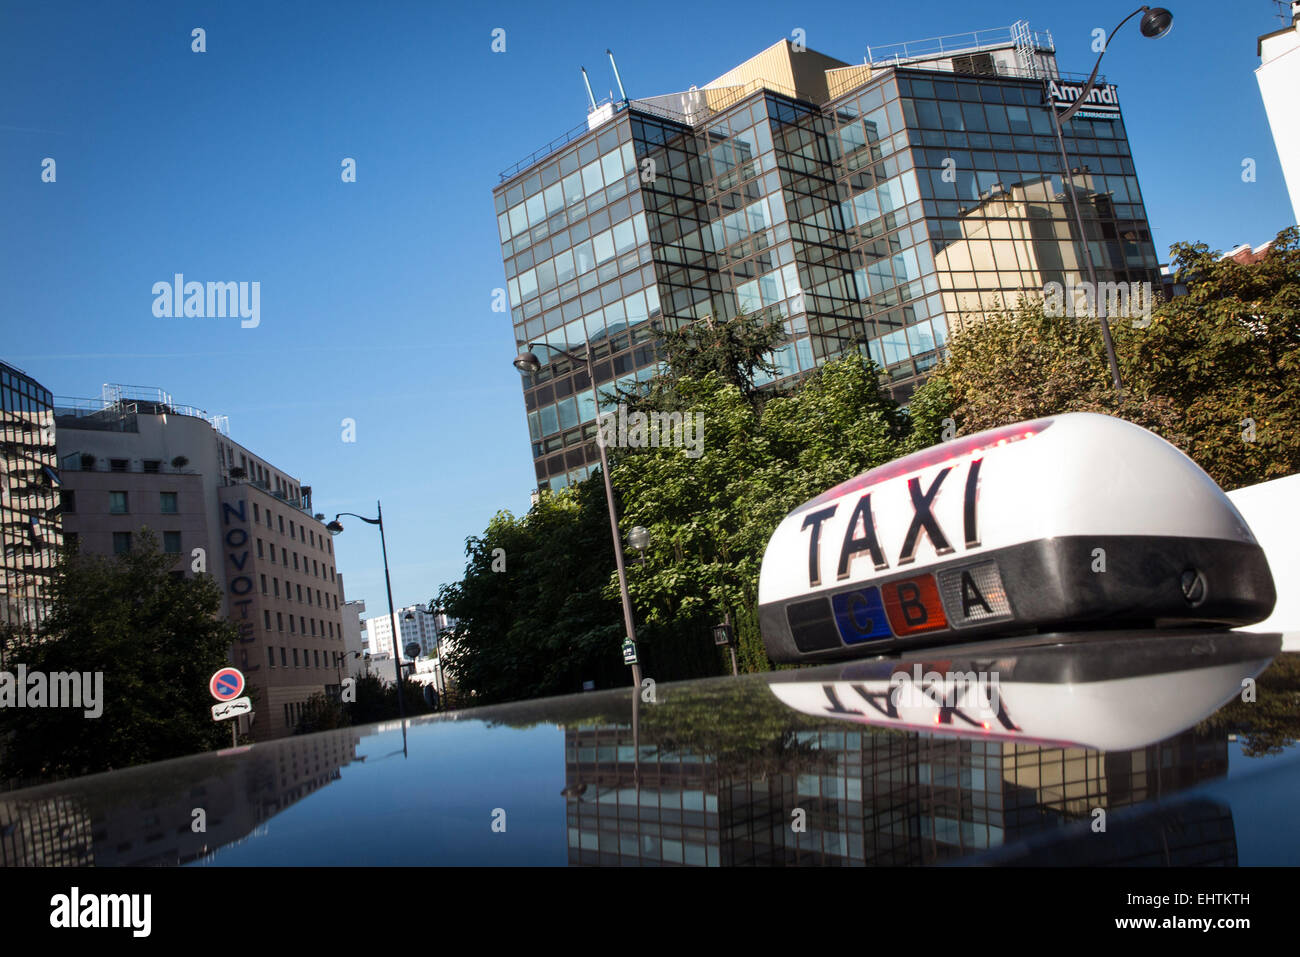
top-left (0, 530), bottom-right (238, 786)
top-left (608, 354), bottom-right (905, 675)
top-left (1197, 654), bottom-right (1300, 757)
top-left (911, 298), bottom-right (1180, 441)
top-left (294, 692), bottom-right (347, 734)
top-left (436, 478), bottom-right (630, 705)
top-left (1122, 227), bottom-right (1300, 490)
top-left (643, 308), bottom-right (789, 407)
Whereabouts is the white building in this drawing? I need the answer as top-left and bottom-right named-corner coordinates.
top-left (1257, 1), bottom-right (1300, 224)
top-left (340, 596), bottom-right (367, 679)
top-left (362, 604), bottom-right (454, 663)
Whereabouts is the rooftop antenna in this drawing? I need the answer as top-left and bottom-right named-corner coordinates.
top-left (580, 66), bottom-right (597, 111)
top-left (607, 49), bottom-right (628, 103)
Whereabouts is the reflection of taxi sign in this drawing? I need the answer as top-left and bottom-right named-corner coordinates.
top-left (758, 413), bottom-right (1277, 663)
top-left (209, 667), bottom-right (245, 701)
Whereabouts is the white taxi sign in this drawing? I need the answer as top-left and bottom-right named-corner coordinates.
top-left (758, 414), bottom-right (1276, 662)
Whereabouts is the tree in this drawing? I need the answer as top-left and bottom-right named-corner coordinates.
top-left (436, 479), bottom-right (628, 705)
top-left (909, 298), bottom-right (1180, 443)
top-left (1122, 227), bottom-right (1300, 490)
top-left (612, 354), bottom-right (908, 672)
top-left (0, 531), bottom-right (238, 786)
top-left (645, 308), bottom-right (789, 407)
top-left (294, 692), bottom-right (347, 734)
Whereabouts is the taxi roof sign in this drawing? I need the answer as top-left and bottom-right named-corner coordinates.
top-left (758, 414), bottom-right (1276, 662)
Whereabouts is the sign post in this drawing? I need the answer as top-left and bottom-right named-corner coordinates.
top-left (210, 667), bottom-right (246, 747)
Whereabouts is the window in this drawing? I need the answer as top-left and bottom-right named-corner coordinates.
top-left (163, 531), bottom-right (182, 554)
top-left (143, 459), bottom-right (161, 473)
top-left (260, 574), bottom-right (268, 594)
top-left (267, 509), bottom-right (274, 528)
top-left (160, 491), bottom-right (178, 514)
top-left (264, 610), bottom-right (271, 629)
top-left (314, 650), bottom-right (320, 668)
top-left (293, 649), bottom-right (299, 666)
top-left (253, 503), bottom-right (260, 522)
top-left (257, 538), bottom-right (264, 558)
top-left (273, 578), bottom-right (280, 597)
top-left (112, 532), bottom-right (132, 554)
top-left (110, 458), bottom-right (128, 472)
top-left (109, 491), bottom-right (128, 514)
top-left (268, 647), bottom-right (276, 668)
top-left (313, 559), bottom-right (319, 576)
top-left (311, 619), bottom-right (316, 636)
top-left (60, 490), bottom-right (76, 513)
top-left (278, 516), bottom-right (285, 533)
top-left (300, 616), bottom-right (305, 633)
top-left (297, 584), bottom-right (303, 602)
top-left (277, 613), bottom-right (284, 632)
top-left (281, 547), bottom-right (287, 564)
top-left (290, 616), bottom-right (296, 633)
top-left (280, 646), bottom-right (286, 665)
top-left (289, 520), bottom-right (295, 539)
top-left (293, 553), bottom-right (299, 570)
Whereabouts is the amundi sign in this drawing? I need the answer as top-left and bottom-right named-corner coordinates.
top-left (1045, 78), bottom-right (1120, 120)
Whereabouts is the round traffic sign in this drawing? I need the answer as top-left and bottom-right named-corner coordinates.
top-left (210, 667), bottom-right (245, 701)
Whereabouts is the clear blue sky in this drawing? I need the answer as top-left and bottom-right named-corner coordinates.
top-left (2, 0), bottom-right (1293, 614)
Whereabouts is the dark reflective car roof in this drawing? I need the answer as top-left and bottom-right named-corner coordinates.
top-left (2, 630), bottom-right (1296, 866)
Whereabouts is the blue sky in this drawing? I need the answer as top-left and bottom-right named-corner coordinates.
top-left (1, 0), bottom-right (1293, 614)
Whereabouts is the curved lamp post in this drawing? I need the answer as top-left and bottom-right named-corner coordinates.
top-left (514, 342), bottom-right (643, 690)
top-left (327, 503), bottom-right (405, 721)
top-left (1047, 5), bottom-right (1173, 391)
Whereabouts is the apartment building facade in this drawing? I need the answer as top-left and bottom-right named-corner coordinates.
top-left (55, 386), bottom-right (348, 739)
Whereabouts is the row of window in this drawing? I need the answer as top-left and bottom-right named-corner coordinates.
top-left (109, 530), bottom-right (182, 555)
top-left (84, 490), bottom-right (179, 515)
top-left (220, 444), bottom-right (300, 503)
top-left (266, 645), bottom-right (346, 670)
top-left (258, 574), bottom-right (338, 612)
top-left (253, 536), bottom-right (336, 583)
top-left (261, 608), bottom-right (338, 637)
top-left (250, 501), bottom-right (331, 554)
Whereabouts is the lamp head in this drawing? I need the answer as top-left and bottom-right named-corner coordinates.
top-left (513, 351), bottom-right (542, 375)
top-left (326, 520), bottom-right (344, 535)
top-left (1140, 6), bottom-right (1173, 38)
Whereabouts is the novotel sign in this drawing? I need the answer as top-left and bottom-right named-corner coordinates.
top-left (756, 413), bottom-right (1276, 663)
top-left (222, 498), bottom-right (260, 666)
top-left (1045, 79), bottom-right (1120, 120)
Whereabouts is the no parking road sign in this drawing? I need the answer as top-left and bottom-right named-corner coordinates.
top-left (210, 667), bottom-right (245, 702)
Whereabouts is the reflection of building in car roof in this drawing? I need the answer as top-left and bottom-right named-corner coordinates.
top-left (0, 729), bottom-right (361, 866)
top-left (561, 722), bottom-right (1234, 866)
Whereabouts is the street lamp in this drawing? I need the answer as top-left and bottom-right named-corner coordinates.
top-left (425, 601), bottom-right (448, 710)
top-left (1046, 5), bottom-right (1172, 391)
top-left (327, 503), bottom-right (406, 721)
top-left (513, 342), bottom-right (643, 689)
top-left (628, 525), bottom-right (650, 566)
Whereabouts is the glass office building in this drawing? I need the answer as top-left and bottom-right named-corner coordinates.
top-left (493, 23), bottom-right (1162, 492)
top-left (0, 361), bottom-right (62, 637)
